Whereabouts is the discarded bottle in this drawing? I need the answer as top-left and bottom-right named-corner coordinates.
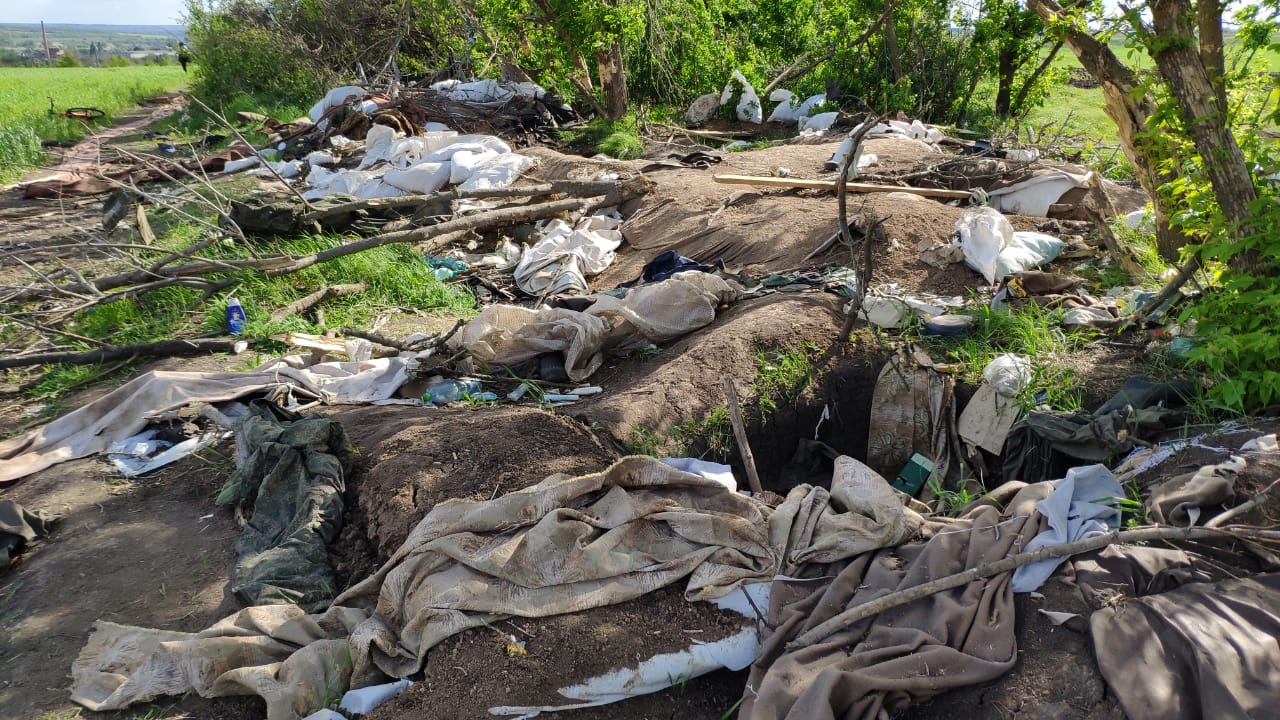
top-left (225, 298), bottom-right (247, 335)
top-left (425, 378), bottom-right (482, 404)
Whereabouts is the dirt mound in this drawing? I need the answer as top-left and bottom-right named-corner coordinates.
top-left (368, 585), bottom-right (751, 720)
top-left (570, 292), bottom-right (844, 441)
top-left (330, 404), bottom-right (619, 561)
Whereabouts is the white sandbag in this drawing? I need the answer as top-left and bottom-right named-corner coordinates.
top-left (383, 162), bottom-right (451, 194)
top-left (766, 89), bottom-right (800, 123)
top-left (795, 93), bottom-right (827, 117)
top-left (955, 206), bottom-right (1012, 284)
top-left (802, 112), bottom-right (839, 132)
top-left (357, 124), bottom-right (399, 169)
top-left (719, 70), bottom-right (763, 124)
top-left (305, 151), bottom-right (336, 166)
top-left (449, 149), bottom-right (500, 185)
top-left (987, 169), bottom-right (1092, 217)
top-left (308, 85), bottom-right (366, 123)
top-left (424, 122), bottom-right (453, 133)
top-left (514, 213), bottom-right (624, 296)
top-left (994, 231), bottom-right (1066, 279)
top-left (302, 169), bottom-right (406, 200)
top-left (254, 160), bottom-right (303, 179)
top-left (425, 137), bottom-right (513, 163)
top-left (458, 154), bottom-right (537, 191)
top-left (222, 156), bottom-right (260, 173)
top-left (388, 137), bottom-right (429, 168)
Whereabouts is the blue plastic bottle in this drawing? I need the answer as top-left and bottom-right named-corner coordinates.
top-left (226, 298), bottom-right (247, 335)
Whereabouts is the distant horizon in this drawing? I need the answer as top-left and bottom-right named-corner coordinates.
top-left (2, 0), bottom-right (187, 26)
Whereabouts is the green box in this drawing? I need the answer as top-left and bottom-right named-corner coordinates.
top-left (893, 453), bottom-right (935, 497)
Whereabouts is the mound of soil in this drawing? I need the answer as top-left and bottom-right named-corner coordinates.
top-left (368, 585), bottom-right (752, 720)
top-left (330, 404), bottom-right (619, 562)
top-left (570, 292), bottom-right (846, 442)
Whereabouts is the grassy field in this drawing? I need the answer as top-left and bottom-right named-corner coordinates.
top-left (0, 65), bottom-right (187, 183)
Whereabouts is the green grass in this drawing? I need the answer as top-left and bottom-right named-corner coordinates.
top-left (755, 342), bottom-right (822, 417)
top-left (557, 113), bottom-right (644, 160)
top-left (151, 92), bottom-right (312, 145)
top-left (18, 220), bottom-right (477, 401)
top-left (919, 302), bottom-right (1095, 411)
top-left (625, 405), bottom-right (733, 459)
top-left (0, 65), bottom-right (187, 182)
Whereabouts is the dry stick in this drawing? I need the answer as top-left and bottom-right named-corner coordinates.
top-left (299, 179), bottom-right (632, 223)
top-left (785, 524), bottom-right (1275, 651)
top-left (4, 185), bottom-right (643, 303)
top-left (187, 95), bottom-right (317, 212)
top-left (341, 327), bottom-right (410, 350)
top-left (268, 282), bottom-right (368, 324)
top-left (1084, 173), bottom-right (1146, 284)
top-left (712, 175), bottom-right (973, 199)
top-left (0, 338), bottom-right (244, 370)
top-left (4, 314), bottom-right (110, 348)
top-left (1206, 477), bottom-right (1280, 528)
top-left (1122, 254), bottom-right (1202, 331)
top-left (722, 375), bottom-right (764, 495)
top-left (835, 116), bottom-right (887, 342)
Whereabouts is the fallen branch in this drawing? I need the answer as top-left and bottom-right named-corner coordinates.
top-left (713, 174), bottom-right (973, 199)
top-left (269, 282), bottom-right (368, 324)
top-left (722, 375), bottom-right (764, 495)
top-left (1123, 254), bottom-right (1202, 330)
top-left (1206, 477), bottom-right (1280, 528)
top-left (1085, 173), bottom-right (1146, 284)
top-left (5, 178), bottom-right (649, 303)
top-left (785, 524), bottom-right (1275, 650)
top-left (0, 338), bottom-right (245, 370)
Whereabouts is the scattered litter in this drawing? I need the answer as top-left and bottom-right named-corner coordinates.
top-left (983, 354), bottom-right (1032, 397)
top-left (569, 386), bottom-right (602, 396)
top-left (1011, 464), bottom-right (1122, 592)
top-left (1038, 609), bottom-right (1080, 626)
top-left (339, 678), bottom-right (411, 715)
top-left (661, 457), bottom-right (737, 492)
top-left (1, 500), bottom-right (57, 573)
top-left (514, 212), bottom-right (623, 296)
top-left (106, 428), bottom-right (232, 477)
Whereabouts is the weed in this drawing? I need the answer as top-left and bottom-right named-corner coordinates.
top-left (719, 697), bottom-right (746, 720)
top-left (623, 405), bottom-right (733, 459)
top-left (919, 301), bottom-right (1092, 411)
top-left (928, 476), bottom-right (987, 516)
top-left (1115, 478), bottom-right (1147, 528)
top-left (754, 342), bottom-right (822, 418)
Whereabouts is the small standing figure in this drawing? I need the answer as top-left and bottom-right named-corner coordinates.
top-left (177, 42), bottom-right (191, 73)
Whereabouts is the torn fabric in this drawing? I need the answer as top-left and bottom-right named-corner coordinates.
top-left (741, 481), bottom-right (1053, 719)
top-left (0, 356), bottom-right (410, 485)
top-left (217, 402), bottom-right (354, 611)
top-left (1010, 464), bottom-right (1121, 592)
top-left (0, 500), bottom-right (57, 572)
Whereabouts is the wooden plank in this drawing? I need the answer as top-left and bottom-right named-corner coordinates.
top-left (713, 174), bottom-right (973, 199)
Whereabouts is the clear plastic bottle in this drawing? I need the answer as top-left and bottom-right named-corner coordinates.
top-left (425, 379), bottom-right (482, 404)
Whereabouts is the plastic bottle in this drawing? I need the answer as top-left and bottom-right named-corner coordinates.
top-left (226, 298), bottom-right (247, 335)
top-left (425, 379), bottom-right (482, 404)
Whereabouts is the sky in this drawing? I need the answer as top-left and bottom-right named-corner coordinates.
top-left (2, 0), bottom-right (187, 26)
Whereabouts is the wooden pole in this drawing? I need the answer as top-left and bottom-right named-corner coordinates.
top-left (722, 375), bottom-right (764, 495)
top-left (713, 174), bottom-right (973, 199)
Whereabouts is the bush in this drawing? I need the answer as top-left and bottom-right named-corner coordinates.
top-left (106, 56), bottom-right (132, 68)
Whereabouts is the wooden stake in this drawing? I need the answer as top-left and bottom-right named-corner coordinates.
top-left (722, 375), bottom-right (764, 495)
top-left (713, 174), bottom-right (973, 199)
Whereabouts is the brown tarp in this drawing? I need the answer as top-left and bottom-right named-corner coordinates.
top-left (21, 145), bottom-right (253, 199)
top-left (1090, 571), bottom-right (1280, 720)
top-left (70, 455), bottom-right (927, 719)
top-left (740, 480), bottom-right (1052, 720)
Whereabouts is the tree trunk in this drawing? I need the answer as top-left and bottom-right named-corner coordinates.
top-left (883, 0), bottom-right (903, 83)
top-left (1197, 0), bottom-right (1227, 113)
top-left (995, 48), bottom-right (1016, 116)
top-left (596, 44), bottom-right (629, 122)
top-left (1149, 0), bottom-right (1260, 271)
top-left (1026, 0), bottom-right (1188, 262)
top-left (1010, 38), bottom-right (1064, 116)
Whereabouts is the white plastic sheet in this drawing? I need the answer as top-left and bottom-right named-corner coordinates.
top-left (513, 213), bottom-right (623, 296)
top-left (458, 153), bottom-right (537, 191)
top-left (987, 169), bottom-right (1091, 217)
top-left (383, 162), bottom-right (450, 194)
top-left (308, 85), bottom-right (366, 124)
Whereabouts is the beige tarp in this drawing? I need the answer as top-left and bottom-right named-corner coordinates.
top-left (452, 271), bottom-right (741, 381)
top-left (0, 357), bottom-right (411, 485)
top-left (71, 455), bottom-right (923, 719)
top-left (741, 480), bottom-right (1053, 720)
